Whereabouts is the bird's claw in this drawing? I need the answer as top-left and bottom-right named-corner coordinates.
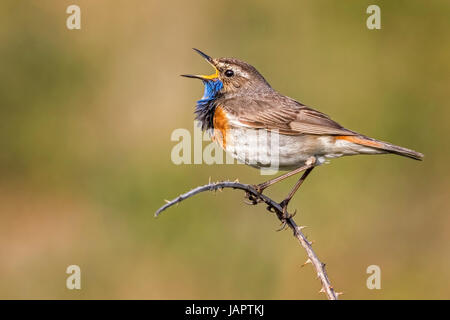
top-left (244, 191), bottom-right (260, 205)
top-left (244, 184), bottom-right (267, 205)
top-left (244, 198), bottom-right (258, 205)
top-left (267, 200), bottom-right (297, 225)
top-left (276, 220), bottom-right (288, 232)
top-left (279, 200), bottom-right (297, 221)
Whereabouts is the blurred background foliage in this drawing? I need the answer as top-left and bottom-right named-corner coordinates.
top-left (0, 0), bottom-right (449, 299)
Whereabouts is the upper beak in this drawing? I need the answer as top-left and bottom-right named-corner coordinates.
top-left (181, 48), bottom-right (219, 81)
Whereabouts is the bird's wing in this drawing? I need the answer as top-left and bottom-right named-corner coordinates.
top-left (220, 94), bottom-right (356, 136)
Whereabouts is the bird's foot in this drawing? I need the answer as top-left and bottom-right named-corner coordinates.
top-left (244, 190), bottom-right (261, 206)
top-left (279, 199), bottom-right (297, 221)
top-left (264, 199), bottom-right (297, 231)
top-left (275, 201), bottom-right (297, 231)
top-left (243, 184), bottom-right (266, 205)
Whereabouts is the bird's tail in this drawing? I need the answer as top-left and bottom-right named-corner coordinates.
top-left (336, 135), bottom-right (424, 160)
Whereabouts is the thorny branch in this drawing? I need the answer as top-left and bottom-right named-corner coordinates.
top-left (155, 180), bottom-right (340, 300)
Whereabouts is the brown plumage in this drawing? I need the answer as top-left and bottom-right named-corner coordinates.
top-left (182, 49), bottom-right (423, 217)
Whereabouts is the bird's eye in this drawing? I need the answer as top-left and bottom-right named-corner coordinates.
top-left (224, 69), bottom-right (234, 77)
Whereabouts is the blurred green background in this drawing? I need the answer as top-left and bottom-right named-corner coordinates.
top-left (1, 0), bottom-right (449, 299)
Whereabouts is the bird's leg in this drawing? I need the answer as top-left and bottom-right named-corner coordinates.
top-left (279, 166), bottom-right (314, 220)
top-left (246, 157), bottom-right (316, 206)
top-left (245, 167), bottom-right (306, 206)
top-left (255, 156), bottom-right (316, 193)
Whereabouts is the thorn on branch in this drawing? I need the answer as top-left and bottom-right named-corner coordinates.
top-left (301, 258), bottom-right (312, 267)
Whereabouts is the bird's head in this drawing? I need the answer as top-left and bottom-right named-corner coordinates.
top-left (182, 48), bottom-right (271, 96)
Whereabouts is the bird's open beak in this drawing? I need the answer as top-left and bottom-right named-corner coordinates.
top-left (181, 48), bottom-right (219, 81)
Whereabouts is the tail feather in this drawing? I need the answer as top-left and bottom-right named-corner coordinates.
top-left (336, 135), bottom-right (424, 161)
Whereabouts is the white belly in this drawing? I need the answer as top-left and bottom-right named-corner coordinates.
top-left (216, 127), bottom-right (327, 170)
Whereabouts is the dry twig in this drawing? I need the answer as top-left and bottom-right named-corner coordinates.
top-left (155, 181), bottom-right (338, 300)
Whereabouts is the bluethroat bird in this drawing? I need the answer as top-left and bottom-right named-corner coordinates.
top-left (182, 49), bottom-right (423, 218)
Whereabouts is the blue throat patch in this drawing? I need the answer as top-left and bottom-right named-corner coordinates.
top-left (195, 79), bottom-right (223, 131)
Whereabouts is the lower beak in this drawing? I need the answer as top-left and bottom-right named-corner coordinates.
top-left (181, 70), bottom-right (218, 81)
top-left (181, 48), bottom-right (219, 81)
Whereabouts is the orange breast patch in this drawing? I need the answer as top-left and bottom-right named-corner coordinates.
top-left (213, 106), bottom-right (229, 148)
